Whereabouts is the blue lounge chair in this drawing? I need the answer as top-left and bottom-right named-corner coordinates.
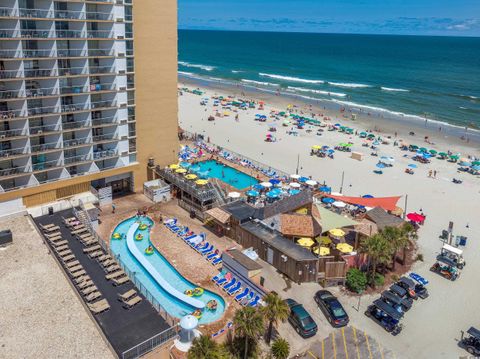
top-left (223, 278), bottom-right (236, 291)
top-left (212, 257), bottom-right (222, 266)
top-left (212, 273), bottom-right (223, 283)
top-left (164, 218), bottom-right (177, 227)
top-left (211, 329), bottom-right (224, 338)
top-left (216, 277), bottom-right (227, 286)
top-left (169, 225), bottom-right (181, 232)
top-left (228, 282), bottom-right (242, 296)
top-left (242, 292), bottom-right (254, 306)
top-left (200, 245), bottom-right (214, 255)
top-left (177, 227), bottom-right (189, 237)
top-left (195, 242), bottom-right (209, 250)
top-left (235, 288), bottom-right (250, 302)
top-left (184, 234), bottom-right (196, 241)
top-left (206, 252), bottom-right (217, 260)
top-left (249, 295), bottom-right (260, 307)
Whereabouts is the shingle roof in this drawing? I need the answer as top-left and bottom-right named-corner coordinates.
top-left (365, 207), bottom-right (404, 230)
top-left (205, 207), bottom-right (231, 224)
top-left (355, 218), bottom-right (379, 237)
top-left (280, 214), bottom-right (321, 237)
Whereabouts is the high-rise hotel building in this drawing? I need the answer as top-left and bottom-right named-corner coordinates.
top-left (0, 0), bottom-right (178, 210)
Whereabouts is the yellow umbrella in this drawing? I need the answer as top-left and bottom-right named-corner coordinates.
top-left (336, 243), bottom-right (353, 253)
top-left (316, 236), bottom-right (332, 245)
top-left (175, 168), bottom-right (187, 173)
top-left (312, 145), bottom-right (322, 150)
top-left (185, 174), bottom-right (197, 180)
top-left (329, 228), bottom-right (345, 237)
top-left (169, 164), bottom-right (179, 169)
top-left (195, 179), bottom-right (209, 185)
top-left (313, 247), bottom-right (331, 256)
top-left (297, 237), bottom-right (315, 247)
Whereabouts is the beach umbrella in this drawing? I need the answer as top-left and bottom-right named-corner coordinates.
top-left (260, 181), bottom-right (272, 188)
top-left (169, 163), bottom-right (180, 169)
top-left (329, 228), bottom-right (345, 237)
top-left (289, 182), bottom-right (301, 188)
top-left (316, 236), bottom-right (332, 245)
top-left (336, 243), bottom-right (354, 253)
top-left (288, 189), bottom-right (301, 195)
top-left (407, 212), bottom-right (425, 223)
top-left (362, 194), bottom-right (374, 198)
top-left (429, 150), bottom-right (437, 155)
top-left (322, 197), bottom-right (335, 204)
top-left (290, 174), bottom-right (300, 180)
top-left (253, 183), bottom-right (264, 191)
top-left (185, 174), bottom-right (197, 180)
top-left (408, 164), bottom-right (417, 168)
top-left (269, 178), bottom-right (281, 185)
top-left (297, 238), bottom-right (315, 247)
top-left (228, 192), bottom-right (241, 199)
top-left (195, 179), bottom-right (208, 186)
top-left (471, 165), bottom-right (480, 171)
top-left (246, 190), bottom-right (259, 197)
top-left (376, 163), bottom-right (386, 169)
top-left (298, 176), bottom-right (309, 183)
top-left (471, 161), bottom-right (480, 166)
top-left (266, 191), bottom-right (279, 199)
top-left (332, 201), bottom-right (346, 208)
top-left (319, 186), bottom-right (331, 193)
top-left (312, 145), bottom-right (322, 150)
top-left (449, 155), bottom-right (459, 161)
top-left (368, 133), bottom-right (375, 138)
top-left (180, 162), bottom-right (191, 168)
top-left (306, 180), bottom-right (317, 186)
top-left (314, 247), bottom-right (331, 256)
top-left (175, 168), bottom-right (187, 173)
top-left (459, 160), bottom-right (471, 166)
top-left (438, 152), bottom-right (448, 157)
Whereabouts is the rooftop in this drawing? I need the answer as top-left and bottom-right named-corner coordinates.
top-left (365, 207), bottom-right (404, 230)
top-left (240, 220), bottom-right (318, 262)
top-left (225, 249), bottom-right (263, 271)
top-left (314, 204), bottom-right (359, 233)
top-left (279, 213), bottom-right (321, 238)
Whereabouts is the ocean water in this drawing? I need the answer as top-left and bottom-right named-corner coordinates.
top-left (178, 30), bottom-right (480, 130)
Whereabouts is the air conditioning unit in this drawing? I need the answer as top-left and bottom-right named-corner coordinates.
top-left (37, 130), bottom-right (42, 134)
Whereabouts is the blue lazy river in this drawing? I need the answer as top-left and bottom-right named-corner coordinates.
top-left (190, 160), bottom-right (258, 190)
top-left (110, 216), bottom-right (225, 324)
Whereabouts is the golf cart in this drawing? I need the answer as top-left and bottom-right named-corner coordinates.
top-left (396, 276), bottom-right (429, 299)
top-left (430, 256), bottom-right (459, 281)
top-left (365, 299), bottom-right (403, 335)
top-left (388, 284), bottom-right (413, 310)
top-left (380, 291), bottom-right (408, 313)
top-left (460, 327), bottom-right (480, 356)
top-left (440, 243), bottom-right (466, 269)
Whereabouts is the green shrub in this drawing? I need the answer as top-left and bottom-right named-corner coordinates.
top-left (391, 274), bottom-right (400, 283)
top-left (373, 273), bottom-right (385, 287)
top-left (346, 268), bottom-right (367, 293)
top-left (416, 253), bottom-right (424, 262)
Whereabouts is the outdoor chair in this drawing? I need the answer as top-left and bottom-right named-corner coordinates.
top-left (235, 288), bottom-right (250, 302)
top-left (85, 291), bottom-right (102, 302)
top-left (75, 275), bottom-right (90, 284)
top-left (118, 289), bottom-right (137, 302)
top-left (82, 285), bottom-right (98, 296)
top-left (65, 260), bottom-right (80, 268)
top-left (78, 279), bottom-right (94, 289)
top-left (123, 295), bottom-right (142, 309)
top-left (112, 275), bottom-right (130, 286)
top-left (106, 270), bottom-right (125, 280)
top-left (71, 269), bottom-right (86, 278)
top-left (88, 299), bottom-right (110, 314)
top-left (58, 249), bottom-right (73, 257)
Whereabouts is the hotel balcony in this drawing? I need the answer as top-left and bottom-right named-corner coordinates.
top-left (64, 154), bottom-right (92, 166)
top-left (0, 128), bottom-right (28, 140)
top-left (0, 164), bottom-right (30, 179)
top-left (29, 123), bottom-right (61, 136)
top-left (62, 119), bottom-right (91, 131)
top-left (30, 142), bottom-right (62, 154)
top-left (0, 69), bottom-right (24, 80)
top-left (92, 133), bottom-right (118, 143)
top-left (0, 48), bottom-right (114, 59)
top-left (63, 137), bottom-right (92, 149)
top-left (32, 158), bottom-right (62, 172)
top-left (93, 149), bottom-right (118, 160)
top-left (0, 89), bottom-right (25, 100)
top-left (0, 147), bottom-right (29, 159)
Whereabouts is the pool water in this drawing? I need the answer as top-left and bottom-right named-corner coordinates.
top-left (190, 160), bottom-right (257, 190)
top-left (110, 216), bottom-right (225, 324)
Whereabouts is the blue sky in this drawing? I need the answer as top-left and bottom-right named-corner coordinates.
top-left (178, 0), bottom-right (480, 36)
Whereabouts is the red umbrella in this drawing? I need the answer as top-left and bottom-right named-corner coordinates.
top-left (407, 212), bottom-right (425, 223)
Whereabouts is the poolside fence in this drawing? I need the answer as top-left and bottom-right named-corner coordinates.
top-left (121, 325), bottom-right (179, 359)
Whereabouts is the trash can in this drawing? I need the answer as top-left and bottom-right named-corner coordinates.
top-left (48, 206), bottom-right (54, 216)
top-left (190, 210), bottom-right (196, 219)
top-left (0, 229), bottom-right (12, 246)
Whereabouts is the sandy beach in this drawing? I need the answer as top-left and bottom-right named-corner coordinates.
top-left (178, 80), bottom-right (480, 358)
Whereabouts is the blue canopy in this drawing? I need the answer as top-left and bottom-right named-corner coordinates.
top-left (362, 194), bottom-right (374, 198)
top-left (408, 164), bottom-right (417, 168)
top-left (253, 184), bottom-right (264, 190)
top-left (298, 176), bottom-right (309, 183)
top-left (270, 188), bottom-right (282, 195)
top-left (269, 178), bottom-right (281, 185)
top-left (180, 161), bottom-right (191, 168)
top-left (322, 197), bottom-right (335, 204)
top-left (472, 165), bottom-right (480, 171)
top-left (319, 186), bottom-right (331, 193)
top-left (289, 189), bottom-right (301, 196)
top-left (266, 191), bottom-right (279, 198)
top-left (246, 190), bottom-right (259, 197)
top-left (459, 161), bottom-right (471, 166)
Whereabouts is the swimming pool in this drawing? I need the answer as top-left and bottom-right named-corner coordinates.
top-left (110, 216), bottom-right (225, 324)
top-left (190, 160), bottom-right (257, 190)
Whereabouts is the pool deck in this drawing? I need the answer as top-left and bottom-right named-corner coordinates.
top-left (0, 215), bottom-right (113, 359)
top-left (97, 194), bottom-right (239, 336)
top-left (34, 209), bottom-right (171, 357)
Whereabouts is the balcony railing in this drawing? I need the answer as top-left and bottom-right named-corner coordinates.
top-left (19, 8), bottom-right (54, 18)
top-left (0, 69), bottom-right (23, 80)
top-left (24, 69), bottom-right (58, 78)
top-left (54, 9), bottom-right (85, 20)
top-left (28, 105), bottom-right (60, 116)
top-left (0, 89), bottom-right (25, 100)
top-left (64, 154), bottom-right (92, 165)
top-left (0, 148), bottom-right (28, 158)
top-left (32, 159), bottom-right (61, 171)
top-left (0, 50), bottom-right (23, 58)
top-left (93, 149), bottom-right (117, 160)
top-left (63, 137), bottom-right (91, 148)
top-left (91, 100), bottom-right (117, 109)
top-left (0, 165), bottom-right (29, 177)
top-left (58, 66), bottom-right (87, 76)
top-left (0, 109), bottom-right (23, 119)
top-left (92, 116), bottom-right (118, 126)
top-left (0, 7), bottom-right (17, 17)
top-left (93, 134), bottom-right (118, 142)
top-left (86, 12), bottom-right (114, 21)
top-left (87, 30), bottom-right (114, 39)
top-left (29, 123), bottom-right (60, 135)
top-left (89, 65), bottom-right (115, 74)
top-left (20, 29), bottom-right (54, 39)
top-left (62, 120), bottom-right (91, 130)
top-left (22, 49), bottom-right (56, 58)
top-left (26, 86), bottom-right (60, 97)
top-left (30, 142), bottom-right (61, 153)
top-left (0, 128), bottom-right (27, 138)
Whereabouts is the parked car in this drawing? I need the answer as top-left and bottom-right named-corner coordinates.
top-left (365, 299), bottom-right (403, 335)
top-left (397, 276), bottom-right (429, 299)
top-left (460, 327), bottom-right (480, 356)
top-left (285, 298), bottom-right (318, 338)
top-left (314, 290), bottom-right (349, 327)
top-left (389, 284), bottom-right (413, 310)
top-left (380, 291), bottom-right (408, 314)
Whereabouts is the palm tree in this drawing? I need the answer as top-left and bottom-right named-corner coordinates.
top-left (271, 338), bottom-right (290, 359)
top-left (188, 335), bottom-right (223, 359)
top-left (381, 226), bottom-right (402, 270)
top-left (233, 306), bottom-right (264, 359)
top-left (360, 233), bottom-right (393, 286)
top-left (260, 292), bottom-right (289, 344)
top-left (399, 222), bottom-right (418, 264)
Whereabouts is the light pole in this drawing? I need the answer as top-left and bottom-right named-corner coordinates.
top-left (295, 154), bottom-right (300, 175)
top-left (340, 171), bottom-right (345, 194)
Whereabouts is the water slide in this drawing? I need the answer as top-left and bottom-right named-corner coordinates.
top-left (126, 222), bottom-right (205, 309)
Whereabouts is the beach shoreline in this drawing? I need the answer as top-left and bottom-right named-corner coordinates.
top-left (179, 74), bottom-right (480, 156)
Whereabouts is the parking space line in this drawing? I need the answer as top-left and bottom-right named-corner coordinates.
top-left (331, 331), bottom-right (337, 359)
top-left (378, 339), bottom-right (385, 359)
top-left (352, 327), bottom-right (360, 359)
top-left (341, 327), bottom-right (349, 359)
top-left (322, 339), bottom-right (325, 359)
top-left (364, 331), bottom-right (373, 359)
top-left (307, 350), bottom-right (318, 359)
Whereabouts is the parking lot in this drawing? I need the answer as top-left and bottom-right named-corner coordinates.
top-left (297, 326), bottom-right (395, 359)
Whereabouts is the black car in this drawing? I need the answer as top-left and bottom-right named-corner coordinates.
top-left (397, 276), bottom-right (429, 299)
top-left (365, 299), bottom-right (403, 335)
top-left (285, 298), bottom-right (318, 338)
top-left (389, 284), bottom-right (413, 310)
top-left (314, 290), bottom-right (349, 327)
top-left (381, 291), bottom-right (408, 313)
top-left (460, 327), bottom-right (480, 356)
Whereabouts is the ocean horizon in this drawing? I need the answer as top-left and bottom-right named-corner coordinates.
top-left (178, 29), bottom-right (480, 131)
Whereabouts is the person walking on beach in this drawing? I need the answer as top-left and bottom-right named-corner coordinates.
top-left (428, 170), bottom-right (432, 178)
top-left (434, 170), bottom-right (437, 178)
top-left (112, 203), bottom-right (116, 214)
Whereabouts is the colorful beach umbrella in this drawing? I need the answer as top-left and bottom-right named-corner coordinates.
top-left (314, 247), bottom-right (331, 256)
top-left (329, 228), bottom-right (345, 237)
top-left (297, 238), bottom-right (315, 247)
top-left (180, 162), bottom-right (191, 168)
top-left (266, 191), bottom-right (279, 199)
top-left (289, 189), bottom-right (301, 195)
top-left (407, 212), bottom-right (426, 223)
top-left (260, 181), bottom-right (272, 188)
top-left (322, 197), bottom-right (335, 204)
top-left (298, 176), bottom-right (309, 183)
top-left (319, 186), bottom-right (331, 193)
top-left (269, 178), bottom-right (281, 185)
top-left (336, 243), bottom-right (354, 253)
top-left (185, 174), bottom-right (197, 180)
top-left (246, 190), bottom-right (259, 197)
top-left (195, 179), bottom-right (208, 185)
top-left (169, 164), bottom-right (180, 169)
top-left (316, 236), bottom-right (332, 245)
top-left (305, 180), bottom-right (317, 186)
top-left (290, 174), bottom-right (300, 179)
top-left (289, 182), bottom-right (301, 188)
top-left (253, 183), bottom-right (264, 190)
top-left (175, 168), bottom-right (187, 173)
top-left (362, 194), bottom-right (374, 198)
top-left (408, 164), bottom-right (417, 168)
top-left (312, 145), bottom-right (322, 150)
